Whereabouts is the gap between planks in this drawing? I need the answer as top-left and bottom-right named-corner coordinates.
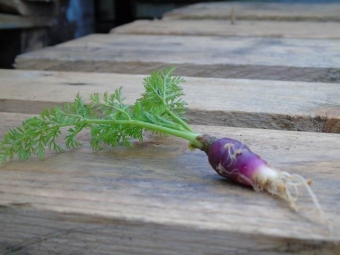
top-left (13, 34), bottom-right (340, 83)
top-left (1, 69), bottom-right (340, 133)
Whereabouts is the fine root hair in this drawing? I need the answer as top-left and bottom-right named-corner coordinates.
top-left (265, 171), bottom-right (323, 217)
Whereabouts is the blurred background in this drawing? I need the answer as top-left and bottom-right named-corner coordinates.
top-left (0, 0), bottom-right (339, 69)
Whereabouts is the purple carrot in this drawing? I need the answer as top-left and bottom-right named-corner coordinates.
top-left (0, 67), bottom-right (323, 213)
top-left (196, 135), bottom-right (321, 211)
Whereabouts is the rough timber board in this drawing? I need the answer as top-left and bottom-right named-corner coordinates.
top-left (0, 210), bottom-right (338, 255)
top-left (14, 34), bottom-right (340, 83)
top-left (111, 20), bottom-right (340, 39)
top-left (163, 2), bottom-right (340, 21)
top-left (0, 112), bottom-right (340, 254)
top-left (1, 69), bottom-right (340, 132)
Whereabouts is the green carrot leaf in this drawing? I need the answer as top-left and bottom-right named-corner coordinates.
top-left (0, 67), bottom-right (202, 164)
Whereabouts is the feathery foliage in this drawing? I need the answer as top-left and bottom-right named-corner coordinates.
top-left (0, 68), bottom-right (202, 163)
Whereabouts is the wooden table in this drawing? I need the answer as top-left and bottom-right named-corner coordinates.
top-left (163, 2), bottom-right (340, 21)
top-left (1, 69), bottom-right (339, 132)
top-left (14, 34), bottom-right (340, 83)
top-left (2, 1), bottom-right (340, 254)
top-left (111, 19), bottom-right (340, 39)
top-left (13, 2), bottom-right (340, 83)
top-left (1, 69), bottom-right (340, 254)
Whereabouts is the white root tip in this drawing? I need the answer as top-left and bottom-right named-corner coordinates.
top-left (250, 169), bottom-right (333, 235)
top-left (265, 171), bottom-right (323, 216)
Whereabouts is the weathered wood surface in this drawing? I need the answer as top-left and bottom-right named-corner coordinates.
top-left (0, 13), bottom-right (53, 29)
top-left (0, 0), bottom-right (56, 16)
top-left (163, 2), bottom-right (340, 21)
top-left (1, 69), bottom-right (340, 132)
top-left (111, 19), bottom-right (340, 39)
top-left (0, 112), bottom-right (340, 254)
top-left (14, 34), bottom-right (340, 83)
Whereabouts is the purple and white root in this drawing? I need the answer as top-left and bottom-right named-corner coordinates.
top-left (197, 135), bottom-right (323, 214)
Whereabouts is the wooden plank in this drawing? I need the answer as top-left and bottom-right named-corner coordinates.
top-left (0, 112), bottom-right (340, 254)
top-left (0, 13), bottom-right (53, 29)
top-left (0, 0), bottom-right (56, 16)
top-left (163, 2), bottom-right (340, 21)
top-left (14, 34), bottom-right (340, 83)
top-left (111, 19), bottom-right (340, 39)
top-left (1, 69), bottom-right (340, 132)
top-left (0, 28), bottom-right (48, 69)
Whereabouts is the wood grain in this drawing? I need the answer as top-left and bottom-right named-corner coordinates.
top-left (0, 112), bottom-right (340, 254)
top-left (163, 2), bottom-right (340, 21)
top-left (111, 19), bottom-right (340, 39)
top-left (1, 69), bottom-right (340, 132)
top-left (14, 34), bottom-right (340, 83)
